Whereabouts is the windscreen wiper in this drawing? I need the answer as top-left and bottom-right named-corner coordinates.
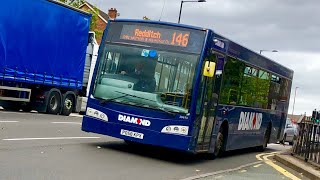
top-left (99, 94), bottom-right (130, 105)
top-left (156, 107), bottom-right (178, 116)
top-left (118, 99), bottom-right (177, 116)
top-left (114, 91), bottom-right (157, 103)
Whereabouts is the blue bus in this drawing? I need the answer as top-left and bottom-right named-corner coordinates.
top-left (82, 19), bottom-right (293, 157)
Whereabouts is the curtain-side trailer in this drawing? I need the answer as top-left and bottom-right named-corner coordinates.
top-left (0, 0), bottom-right (97, 115)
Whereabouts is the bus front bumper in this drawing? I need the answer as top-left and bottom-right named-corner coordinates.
top-left (82, 116), bottom-right (192, 152)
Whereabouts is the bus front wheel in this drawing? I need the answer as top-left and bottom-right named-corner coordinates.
top-left (214, 132), bottom-right (225, 158)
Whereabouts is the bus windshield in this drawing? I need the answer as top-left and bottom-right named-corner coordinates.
top-left (92, 43), bottom-right (200, 114)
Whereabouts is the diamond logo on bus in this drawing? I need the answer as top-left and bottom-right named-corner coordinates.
top-left (238, 112), bottom-right (262, 131)
top-left (118, 114), bottom-right (151, 127)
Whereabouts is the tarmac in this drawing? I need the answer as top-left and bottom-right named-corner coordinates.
top-left (192, 149), bottom-right (320, 180)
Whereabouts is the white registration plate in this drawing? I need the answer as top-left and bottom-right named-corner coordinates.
top-left (120, 129), bottom-right (144, 139)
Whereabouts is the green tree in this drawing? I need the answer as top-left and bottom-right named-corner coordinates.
top-left (143, 16), bottom-right (151, 20)
top-left (57, 0), bottom-right (102, 42)
top-left (58, 0), bottom-right (84, 8)
top-left (88, 6), bottom-right (103, 42)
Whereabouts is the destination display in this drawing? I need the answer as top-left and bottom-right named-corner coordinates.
top-left (106, 22), bottom-right (206, 53)
top-left (120, 25), bottom-right (191, 47)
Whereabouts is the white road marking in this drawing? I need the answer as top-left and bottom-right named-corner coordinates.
top-left (181, 161), bottom-right (261, 180)
top-left (70, 113), bottom-right (83, 118)
top-left (239, 169), bottom-right (247, 173)
top-left (51, 122), bottom-right (81, 125)
top-left (0, 121), bottom-right (19, 123)
top-left (2, 137), bottom-right (100, 141)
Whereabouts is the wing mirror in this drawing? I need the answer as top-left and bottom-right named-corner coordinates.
top-left (203, 61), bottom-right (216, 77)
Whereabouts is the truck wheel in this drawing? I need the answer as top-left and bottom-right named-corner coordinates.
top-left (3, 105), bottom-right (21, 112)
top-left (61, 95), bottom-right (74, 116)
top-left (21, 105), bottom-right (32, 112)
top-left (47, 91), bottom-right (61, 115)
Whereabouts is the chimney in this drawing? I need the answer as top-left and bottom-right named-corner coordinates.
top-left (108, 8), bottom-right (118, 20)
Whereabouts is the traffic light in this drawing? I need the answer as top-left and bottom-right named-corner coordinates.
top-left (312, 109), bottom-right (320, 123)
top-left (312, 109), bottom-right (317, 121)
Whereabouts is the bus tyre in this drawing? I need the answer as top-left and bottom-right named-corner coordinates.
top-left (62, 95), bottom-right (74, 116)
top-left (47, 91), bottom-right (61, 115)
top-left (257, 127), bottom-right (271, 152)
top-left (214, 132), bottom-right (225, 158)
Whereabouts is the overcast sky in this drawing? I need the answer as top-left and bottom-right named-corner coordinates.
top-left (88, 0), bottom-right (320, 116)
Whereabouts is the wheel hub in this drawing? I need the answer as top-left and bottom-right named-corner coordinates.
top-left (50, 96), bottom-right (58, 110)
top-left (65, 99), bottom-right (72, 110)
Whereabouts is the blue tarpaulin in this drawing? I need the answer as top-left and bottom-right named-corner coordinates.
top-left (0, 0), bottom-right (91, 89)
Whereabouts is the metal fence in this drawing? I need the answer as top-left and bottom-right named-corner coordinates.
top-left (292, 121), bottom-right (320, 166)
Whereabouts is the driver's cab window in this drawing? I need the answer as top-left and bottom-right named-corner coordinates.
top-left (92, 44), bottom-right (200, 114)
top-left (99, 52), bottom-right (121, 75)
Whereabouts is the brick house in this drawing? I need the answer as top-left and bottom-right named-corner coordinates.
top-left (79, 2), bottom-right (118, 44)
top-left (287, 114), bottom-right (311, 124)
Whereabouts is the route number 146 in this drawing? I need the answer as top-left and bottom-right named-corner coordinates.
top-left (171, 33), bottom-right (189, 47)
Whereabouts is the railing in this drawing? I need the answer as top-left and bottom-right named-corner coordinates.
top-left (292, 121), bottom-right (320, 166)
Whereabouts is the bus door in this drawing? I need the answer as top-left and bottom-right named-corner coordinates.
top-left (196, 54), bottom-right (224, 152)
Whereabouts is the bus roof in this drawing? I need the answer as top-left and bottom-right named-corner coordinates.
top-left (214, 33), bottom-right (294, 79)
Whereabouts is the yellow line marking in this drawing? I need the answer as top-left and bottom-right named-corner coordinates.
top-left (263, 154), bottom-right (301, 180)
top-left (253, 164), bottom-right (263, 168)
top-left (256, 152), bottom-right (278, 161)
top-left (239, 169), bottom-right (247, 173)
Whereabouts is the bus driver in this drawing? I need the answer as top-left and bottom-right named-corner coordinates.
top-left (120, 61), bottom-right (156, 92)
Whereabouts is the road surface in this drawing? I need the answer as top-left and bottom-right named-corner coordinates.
top-left (0, 110), bottom-right (307, 180)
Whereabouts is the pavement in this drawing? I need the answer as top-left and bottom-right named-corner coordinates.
top-left (185, 152), bottom-right (309, 180)
top-left (0, 110), bottom-right (312, 180)
top-left (274, 152), bottom-right (320, 180)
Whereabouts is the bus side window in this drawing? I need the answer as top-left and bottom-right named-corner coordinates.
top-left (239, 66), bottom-right (258, 107)
top-left (276, 78), bottom-right (290, 111)
top-left (219, 57), bottom-right (245, 105)
top-left (268, 74), bottom-right (280, 110)
top-left (254, 69), bottom-right (270, 109)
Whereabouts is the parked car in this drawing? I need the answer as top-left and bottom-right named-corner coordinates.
top-left (282, 118), bottom-right (299, 145)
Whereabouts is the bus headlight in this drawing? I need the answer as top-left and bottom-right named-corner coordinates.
top-left (86, 107), bottom-right (108, 122)
top-left (161, 125), bottom-right (189, 135)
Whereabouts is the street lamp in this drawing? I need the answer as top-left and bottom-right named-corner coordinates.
top-left (292, 87), bottom-right (299, 116)
top-left (259, 50), bottom-right (278, 54)
top-left (178, 0), bottom-right (206, 24)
